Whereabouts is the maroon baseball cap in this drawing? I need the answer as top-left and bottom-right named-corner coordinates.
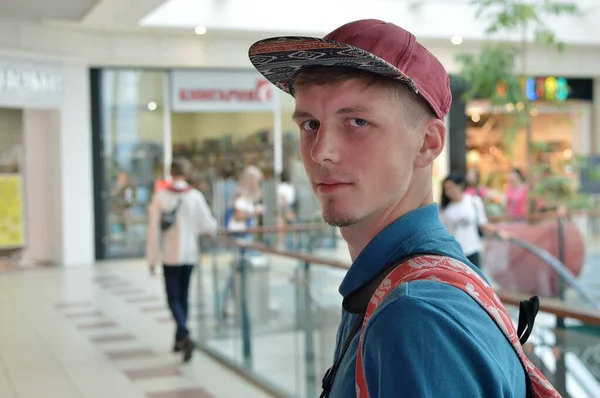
top-left (248, 19), bottom-right (451, 119)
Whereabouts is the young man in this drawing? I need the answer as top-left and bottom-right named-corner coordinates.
top-left (249, 20), bottom-right (529, 397)
top-left (146, 158), bottom-right (218, 362)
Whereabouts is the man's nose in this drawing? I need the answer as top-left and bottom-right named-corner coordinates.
top-left (310, 126), bottom-right (341, 165)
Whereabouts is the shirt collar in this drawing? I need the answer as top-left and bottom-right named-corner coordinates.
top-left (169, 180), bottom-right (190, 192)
top-left (338, 203), bottom-right (445, 298)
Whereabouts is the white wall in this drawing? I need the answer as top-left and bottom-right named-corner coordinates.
top-left (59, 62), bottom-right (94, 266)
top-left (22, 109), bottom-right (62, 264)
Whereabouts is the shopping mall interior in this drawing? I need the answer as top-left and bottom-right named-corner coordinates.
top-left (2, 0), bottom-right (600, 397)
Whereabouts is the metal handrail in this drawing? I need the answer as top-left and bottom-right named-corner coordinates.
top-left (219, 223), bottom-right (328, 236)
top-left (488, 209), bottom-right (600, 224)
top-left (206, 233), bottom-right (600, 323)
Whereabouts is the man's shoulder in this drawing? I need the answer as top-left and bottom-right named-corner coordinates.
top-left (363, 279), bottom-right (522, 368)
top-left (372, 279), bottom-right (489, 325)
top-left (359, 279), bottom-right (526, 396)
top-left (364, 276), bottom-right (513, 349)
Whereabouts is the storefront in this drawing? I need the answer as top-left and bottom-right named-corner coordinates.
top-left (457, 76), bottom-right (594, 190)
top-left (169, 69), bottom-right (284, 205)
top-left (0, 55), bottom-right (94, 267)
top-left (92, 68), bottom-right (317, 259)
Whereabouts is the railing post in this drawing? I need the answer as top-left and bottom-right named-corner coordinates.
top-left (239, 247), bottom-right (253, 370)
top-left (331, 226), bottom-right (338, 249)
top-left (211, 240), bottom-right (221, 324)
top-left (299, 260), bottom-right (317, 398)
top-left (196, 238), bottom-right (205, 340)
top-left (555, 217), bottom-right (567, 396)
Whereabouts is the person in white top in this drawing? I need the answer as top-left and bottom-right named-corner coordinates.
top-left (439, 173), bottom-right (506, 269)
top-left (226, 165), bottom-right (264, 234)
top-left (146, 158), bottom-right (218, 362)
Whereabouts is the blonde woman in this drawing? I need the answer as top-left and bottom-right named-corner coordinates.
top-left (226, 165), bottom-right (264, 233)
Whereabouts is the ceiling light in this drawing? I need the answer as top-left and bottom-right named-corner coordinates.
top-left (451, 35), bottom-right (463, 45)
top-left (147, 101), bottom-right (157, 111)
top-left (194, 26), bottom-right (207, 35)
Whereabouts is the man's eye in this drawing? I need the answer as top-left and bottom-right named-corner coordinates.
top-left (300, 120), bottom-right (320, 132)
top-left (348, 118), bottom-right (368, 127)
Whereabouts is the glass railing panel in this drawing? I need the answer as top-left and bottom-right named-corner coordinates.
top-left (566, 212), bottom-right (600, 307)
top-left (196, 236), bottom-right (348, 397)
top-left (196, 230), bottom-right (600, 398)
top-left (481, 215), bottom-right (600, 310)
top-left (503, 302), bottom-right (600, 398)
top-left (242, 251), bottom-right (303, 397)
top-left (304, 262), bottom-right (345, 386)
top-left (196, 240), bottom-right (245, 366)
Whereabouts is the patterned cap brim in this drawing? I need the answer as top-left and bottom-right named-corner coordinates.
top-left (248, 36), bottom-right (418, 96)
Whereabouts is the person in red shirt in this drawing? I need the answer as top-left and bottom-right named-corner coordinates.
top-left (505, 168), bottom-right (529, 219)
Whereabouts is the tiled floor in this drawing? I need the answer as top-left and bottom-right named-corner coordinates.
top-left (0, 259), bottom-right (271, 398)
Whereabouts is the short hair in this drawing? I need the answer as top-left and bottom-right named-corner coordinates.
top-left (170, 157), bottom-right (191, 178)
top-left (293, 66), bottom-right (436, 127)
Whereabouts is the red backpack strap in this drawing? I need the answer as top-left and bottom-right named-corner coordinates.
top-left (355, 254), bottom-right (560, 398)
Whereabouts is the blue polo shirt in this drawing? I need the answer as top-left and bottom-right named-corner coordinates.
top-left (328, 204), bottom-right (526, 397)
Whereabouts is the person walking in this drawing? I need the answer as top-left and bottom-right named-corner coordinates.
top-left (146, 158), bottom-right (218, 362)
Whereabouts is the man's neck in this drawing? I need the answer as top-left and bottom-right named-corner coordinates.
top-left (340, 188), bottom-right (434, 261)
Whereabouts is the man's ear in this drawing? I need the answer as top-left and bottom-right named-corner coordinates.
top-left (414, 119), bottom-right (446, 168)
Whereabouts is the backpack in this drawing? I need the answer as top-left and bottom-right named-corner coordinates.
top-left (321, 254), bottom-right (559, 398)
top-left (160, 199), bottom-right (182, 232)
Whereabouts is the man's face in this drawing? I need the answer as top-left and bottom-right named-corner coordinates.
top-left (293, 79), bottom-right (425, 227)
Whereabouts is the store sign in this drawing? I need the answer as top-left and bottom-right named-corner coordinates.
top-left (0, 57), bottom-right (63, 108)
top-left (496, 76), bottom-right (570, 102)
top-left (0, 68), bottom-right (62, 95)
top-left (524, 76), bottom-right (569, 101)
top-left (171, 70), bottom-right (274, 113)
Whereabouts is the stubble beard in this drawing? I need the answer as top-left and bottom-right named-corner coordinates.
top-left (321, 199), bottom-right (359, 228)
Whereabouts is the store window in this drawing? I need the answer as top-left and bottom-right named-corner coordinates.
top-left (466, 101), bottom-right (591, 190)
top-left (169, 69), bottom-right (286, 227)
top-left (93, 69), bottom-right (166, 259)
top-left (463, 78), bottom-right (593, 195)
